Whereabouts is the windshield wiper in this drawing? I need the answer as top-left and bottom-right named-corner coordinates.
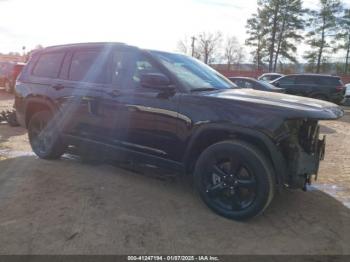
top-left (191, 87), bottom-right (218, 92)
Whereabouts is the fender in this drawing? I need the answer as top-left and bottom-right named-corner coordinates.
top-left (183, 123), bottom-right (288, 186)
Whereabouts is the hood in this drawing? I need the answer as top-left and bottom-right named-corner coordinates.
top-left (202, 88), bottom-right (344, 120)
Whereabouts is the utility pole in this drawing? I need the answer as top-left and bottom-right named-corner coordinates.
top-left (191, 36), bottom-right (196, 57)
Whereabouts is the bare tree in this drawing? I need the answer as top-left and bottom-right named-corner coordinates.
top-left (224, 36), bottom-right (239, 70)
top-left (177, 36), bottom-right (191, 56)
top-left (176, 36), bottom-right (201, 59)
top-left (223, 36), bottom-right (246, 70)
top-left (234, 46), bottom-right (246, 70)
top-left (197, 31), bottom-right (222, 64)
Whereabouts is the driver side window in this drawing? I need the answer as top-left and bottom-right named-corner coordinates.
top-left (130, 55), bottom-right (165, 89)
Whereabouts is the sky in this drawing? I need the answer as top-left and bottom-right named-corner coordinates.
top-left (0, 0), bottom-right (349, 61)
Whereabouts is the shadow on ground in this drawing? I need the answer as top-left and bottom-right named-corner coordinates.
top-left (0, 155), bottom-right (349, 255)
top-left (0, 123), bottom-right (26, 144)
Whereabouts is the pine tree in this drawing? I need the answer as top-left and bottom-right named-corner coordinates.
top-left (304, 0), bottom-right (343, 73)
top-left (245, 9), bottom-right (269, 70)
top-left (246, 0), bottom-right (305, 72)
top-left (336, 8), bottom-right (350, 74)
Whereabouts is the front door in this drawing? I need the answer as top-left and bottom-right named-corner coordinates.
top-left (103, 49), bottom-right (181, 162)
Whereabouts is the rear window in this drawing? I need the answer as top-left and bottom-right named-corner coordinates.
top-left (318, 77), bottom-right (343, 86)
top-left (33, 52), bottom-right (65, 78)
top-left (69, 50), bottom-right (112, 84)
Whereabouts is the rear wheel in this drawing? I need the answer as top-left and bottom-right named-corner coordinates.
top-left (194, 140), bottom-right (275, 221)
top-left (28, 111), bottom-right (66, 159)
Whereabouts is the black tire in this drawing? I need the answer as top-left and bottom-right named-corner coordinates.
top-left (28, 110), bottom-right (66, 159)
top-left (194, 140), bottom-right (275, 221)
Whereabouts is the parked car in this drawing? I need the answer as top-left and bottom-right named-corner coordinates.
top-left (258, 73), bottom-right (284, 82)
top-left (15, 42), bottom-right (343, 220)
top-left (345, 83), bottom-right (350, 99)
top-left (270, 74), bottom-right (346, 104)
top-left (228, 77), bottom-right (285, 93)
top-left (0, 62), bottom-right (25, 93)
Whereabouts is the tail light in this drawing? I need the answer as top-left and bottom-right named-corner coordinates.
top-left (336, 85), bottom-right (345, 92)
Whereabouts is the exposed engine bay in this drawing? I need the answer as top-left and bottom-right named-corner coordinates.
top-left (280, 119), bottom-right (326, 190)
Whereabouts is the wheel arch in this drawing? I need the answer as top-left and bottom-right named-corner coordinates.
top-left (24, 96), bottom-right (57, 127)
top-left (183, 124), bottom-right (287, 187)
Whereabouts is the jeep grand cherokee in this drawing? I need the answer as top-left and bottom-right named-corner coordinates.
top-left (14, 42), bottom-right (343, 220)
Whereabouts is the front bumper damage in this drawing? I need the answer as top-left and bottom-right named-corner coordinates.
top-left (280, 120), bottom-right (326, 190)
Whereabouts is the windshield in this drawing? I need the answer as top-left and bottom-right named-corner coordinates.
top-left (258, 80), bottom-right (279, 89)
top-left (150, 51), bottom-right (235, 91)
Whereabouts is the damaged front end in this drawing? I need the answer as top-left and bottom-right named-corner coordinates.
top-left (278, 120), bottom-right (327, 190)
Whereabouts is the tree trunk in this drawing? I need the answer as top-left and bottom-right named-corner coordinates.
top-left (204, 44), bottom-right (209, 64)
top-left (316, 17), bottom-right (326, 74)
top-left (268, 2), bottom-right (280, 72)
top-left (273, 11), bottom-right (287, 72)
top-left (345, 35), bottom-right (350, 74)
top-left (256, 33), bottom-right (262, 70)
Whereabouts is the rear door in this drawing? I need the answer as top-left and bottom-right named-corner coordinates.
top-left (51, 47), bottom-right (114, 143)
top-left (294, 75), bottom-right (317, 96)
top-left (276, 76), bottom-right (296, 94)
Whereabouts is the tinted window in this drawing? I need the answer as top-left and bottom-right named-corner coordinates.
top-left (295, 76), bottom-right (316, 85)
top-left (33, 52), bottom-right (65, 78)
top-left (318, 77), bottom-right (343, 86)
top-left (232, 79), bottom-right (245, 88)
top-left (69, 50), bottom-right (112, 84)
top-left (129, 54), bottom-right (165, 89)
top-left (245, 81), bottom-right (254, 88)
top-left (279, 76), bottom-right (295, 85)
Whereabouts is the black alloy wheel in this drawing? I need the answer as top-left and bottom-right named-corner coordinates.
top-left (195, 140), bottom-right (275, 221)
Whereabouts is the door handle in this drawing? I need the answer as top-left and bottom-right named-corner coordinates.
top-left (107, 89), bottom-right (121, 97)
top-left (52, 84), bottom-right (64, 91)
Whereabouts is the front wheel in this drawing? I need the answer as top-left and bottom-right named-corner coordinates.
top-left (194, 140), bottom-right (275, 221)
top-left (28, 110), bottom-right (66, 159)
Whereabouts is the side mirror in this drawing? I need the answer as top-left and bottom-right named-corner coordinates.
top-left (140, 73), bottom-right (171, 89)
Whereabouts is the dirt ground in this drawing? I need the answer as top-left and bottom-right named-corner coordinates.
top-left (0, 90), bottom-right (350, 255)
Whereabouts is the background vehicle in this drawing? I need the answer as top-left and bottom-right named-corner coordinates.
top-left (15, 42), bottom-right (343, 221)
top-left (229, 77), bottom-right (285, 93)
top-left (0, 62), bottom-right (25, 93)
top-left (258, 73), bottom-right (284, 82)
top-left (270, 74), bottom-right (345, 104)
top-left (345, 83), bottom-right (350, 98)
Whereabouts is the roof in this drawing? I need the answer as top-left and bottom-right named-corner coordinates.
top-left (260, 73), bottom-right (284, 76)
top-left (42, 42), bottom-right (135, 52)
top-left (228, 76), bottom-right (256, 81)
top-left (286, 73), bottom-right (340, 78)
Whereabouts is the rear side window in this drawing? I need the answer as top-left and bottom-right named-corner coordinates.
top-left (319, 77), bottom-right (343, 86)
top-left (295, 76), bottom-right (316, 85)
top-left (33, 52), bottom-right (65, 78)
top-left (69, 50), bottom-right (112, 84)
